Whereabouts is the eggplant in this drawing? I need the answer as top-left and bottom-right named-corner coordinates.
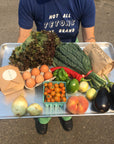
top-left (109, 84), bottom-right (114, 109)
top-left (92, 87), bottom-right (111, 113)
top-left (104, 75), bottom-right (114, 109)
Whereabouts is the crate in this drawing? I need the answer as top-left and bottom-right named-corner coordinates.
top-left (43, 81), bottom-right (67, 108)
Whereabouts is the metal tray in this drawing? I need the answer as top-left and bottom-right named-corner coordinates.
top-left (0, 42), bottom-right (114, 119)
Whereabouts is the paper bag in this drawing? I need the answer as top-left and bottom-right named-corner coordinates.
top-left (83, 43), bottom-right (114, 77)
top-left (0, 65), bottom-right (25, 96)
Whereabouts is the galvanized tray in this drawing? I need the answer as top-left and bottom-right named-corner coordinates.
top-left (0, 42), bottom-right (114, 119)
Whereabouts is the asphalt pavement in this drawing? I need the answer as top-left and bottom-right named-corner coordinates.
top-left (0, 0), bottom-right (114, 144)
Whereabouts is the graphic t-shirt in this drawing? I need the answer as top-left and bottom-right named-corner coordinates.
top-left (19, 0), bottom-right (95, 42)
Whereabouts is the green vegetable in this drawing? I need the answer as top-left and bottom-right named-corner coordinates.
top-left (9, 30), bottom-right (60, 71)
top-left (53, 68), bottom-right (68, 81)
top-left (53, 69), bottom-right (59, 76)
top-left (53, 43), bottom-right (107, 90)
top-left (66, 79), bottom-right (79, 94)
top-left (58, 68), bottom-right (68, 81)
top-left (55, 76), bottom-right (60, 81)
top-left (66, 78), bottom-right (71, 87)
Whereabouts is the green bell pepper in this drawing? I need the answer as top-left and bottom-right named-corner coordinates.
top-left (66, 78), bottom-right (79, 94)
top-left (58, 68), bottom-right (68, 81)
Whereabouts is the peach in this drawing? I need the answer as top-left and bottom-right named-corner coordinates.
top-left (66, 96), bottom-right (89, 114)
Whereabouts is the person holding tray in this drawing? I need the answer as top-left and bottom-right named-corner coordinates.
top-left (17, 0), bottom-right (96, 134)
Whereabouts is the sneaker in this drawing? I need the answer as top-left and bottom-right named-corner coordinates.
top-left (59, 117), bottom-right (73, 131)
top-left (34, 118), bottom-right (48, 135)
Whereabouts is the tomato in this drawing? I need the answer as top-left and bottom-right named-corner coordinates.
top-left (55, 92), bottom-right (61, 97)
top-left (47, 89), bottom-right (51, 94)
top-left (51, 91), bottom-right (55, 96)
top-left (60, 93), bottom-right (65, 98)
top-left (54, 96), bottom-right (60, 102)
top-left (50, 98), bottom-right (55, 102)
top-left (55, 87), bottom-right (60, 93)
top-left (46, 94), bottom-right (52, 99)
top-left (49, 85), bottom-right (55, 91)
top-left (48, 82), bottom-right (53, 87)
top-left (61, 90), bottom-right (65, 94)
top-left (44, 91), bottom-right (48, 96)
top-left (61, 86), bottom-right (65, 90)
top-left (44, 87), bottom-right (48, 92)
top-left (54, 83), bottom-right (59, 88)
top-left (44, 83), bottom-right (48, 87)
top-left (44, 82), bottom-right (67, 103)
top-left (59, 83), bottom-right (64, 88)
top-left (62, 97), bottom-right (67, 102)
top-left (47, 98), bottom-right (51, 102)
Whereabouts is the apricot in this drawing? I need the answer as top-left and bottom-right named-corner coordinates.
top-left (31, 68), bottom-right (40, 76)
top-left (40, 65), bottom-right (49, 73)
top-left (26, 78), bottom-right (36, 88)
top-left (35, 74), bottom-right (44, 84)
top-left (44, 71), bottom-right (53, 80)
top-left (22, 71), bottom-right (31, 80)
top-left (66, 96), bottom-right (89, 114)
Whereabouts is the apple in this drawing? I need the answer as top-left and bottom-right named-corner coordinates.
top-left (66, 96), bottom-right (89, 114)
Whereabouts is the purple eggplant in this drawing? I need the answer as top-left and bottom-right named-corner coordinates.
top-left (109, 84), bottom-right (114, 109)
top-left (104, 75), bottom-right (114, 109)
top-left (92, 87), bottom-right (111, 113)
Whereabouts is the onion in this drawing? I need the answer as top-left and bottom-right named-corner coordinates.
top-left (27, 103), bottom-right (43, 116)
top-left (12, 96), bottom-right (28, 117)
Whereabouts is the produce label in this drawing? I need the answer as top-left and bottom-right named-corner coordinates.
top-left (2, 69), bottom-right (17, 81)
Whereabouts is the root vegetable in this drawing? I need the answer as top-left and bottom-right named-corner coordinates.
top-left (12, 96), bottom-right (28, 116)
top-left (27, 103), bottom-right (43, 116)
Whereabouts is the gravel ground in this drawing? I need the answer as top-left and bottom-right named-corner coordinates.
top-left (0, 0), bottom-right (114, 144)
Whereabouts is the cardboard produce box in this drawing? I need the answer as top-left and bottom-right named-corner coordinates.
top-left (0, 65), bottom-right (25, 96)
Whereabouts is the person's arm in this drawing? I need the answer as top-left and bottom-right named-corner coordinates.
top-left (18, 0), bottom-right (34, 43)
top-left (80, 0), bottom-right (96, 42)
top-left (82, 26), bottom-right (96, 42)
top-left (17, 27), bottom-right (32, 43)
